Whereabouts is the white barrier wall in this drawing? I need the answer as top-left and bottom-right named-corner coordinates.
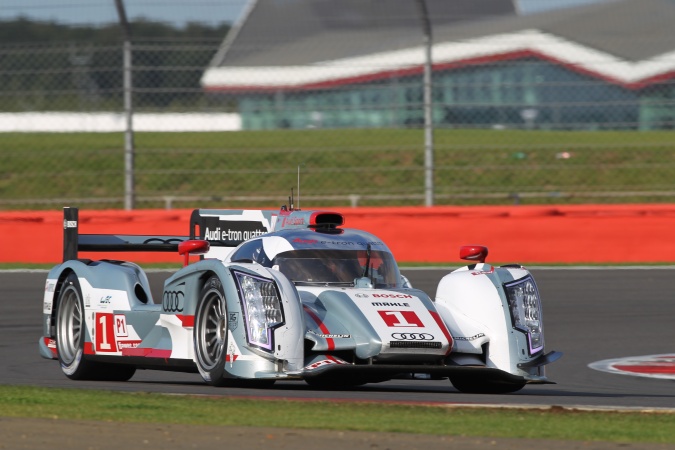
top-left (0, 112), bottom-right (242, 132)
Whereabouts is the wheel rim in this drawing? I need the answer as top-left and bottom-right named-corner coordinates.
top-left (197, 289), bottom-right (226, 370)
top-left (57, 286), bottom-right (82, 365)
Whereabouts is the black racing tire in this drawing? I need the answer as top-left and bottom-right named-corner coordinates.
top-left (56, 273), bottom-right (136, 381)
top-left (450, 376), bottom-right (526, 394)
top-left (194, 276), bottom-right (230, 386)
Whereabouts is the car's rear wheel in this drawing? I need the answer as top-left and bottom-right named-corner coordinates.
top-left (450, 376), bottom-right (525, 394)
top-left (56, 273), bottom-right (135, 381)
top-left (194, 276), bottom-right (230, 386)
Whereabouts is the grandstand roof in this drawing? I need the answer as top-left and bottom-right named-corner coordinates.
top-left (202, 0), bottom-right (675, 91)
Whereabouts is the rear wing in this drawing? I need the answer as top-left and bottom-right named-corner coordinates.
top-left (63, 206), bottom-right (346, 262)
top-left (62, 207), bottom-right (190, 262)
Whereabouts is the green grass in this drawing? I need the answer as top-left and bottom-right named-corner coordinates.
top-left (2, 129), bottom-right (675, 209)
top-left (1, 385), bottom-right (674, 443)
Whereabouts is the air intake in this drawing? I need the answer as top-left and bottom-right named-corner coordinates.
top-left (309, 212), bottom-right (344, 229)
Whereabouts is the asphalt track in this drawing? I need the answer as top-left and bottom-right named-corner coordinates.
top-left (2, 268), bottom-right (675, 410)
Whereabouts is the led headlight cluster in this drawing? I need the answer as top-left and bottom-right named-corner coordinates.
top-left (233, 270), bottom-right (284, 352)
top-left (504, 275), bottom-right (544, 355)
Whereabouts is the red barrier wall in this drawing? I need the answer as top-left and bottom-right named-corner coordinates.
top-left (2, 205), bottom-right (675, 264)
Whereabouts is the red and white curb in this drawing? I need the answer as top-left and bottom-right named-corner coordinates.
top-left (589, 354), bottom-right (675, 380)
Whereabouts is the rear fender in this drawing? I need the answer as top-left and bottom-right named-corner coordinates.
top-left (42, 260), bottom-right (153, 337)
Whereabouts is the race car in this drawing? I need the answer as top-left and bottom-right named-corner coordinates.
top-left (39, 205), bottom-right (561, 393)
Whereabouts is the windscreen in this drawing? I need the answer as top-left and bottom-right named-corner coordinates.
top-left (273, 249), bottom-right (400, 288)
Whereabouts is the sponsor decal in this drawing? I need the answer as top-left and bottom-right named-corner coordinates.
top-left (304, 357), bottom-right (348, 371)
top-left (99, 295), bottom-right (112, 308)
top-left (201, 216), bottom-right (268, 242)
top-left (117, 340), bottom-right (141, 350)
top-left (63, 220), bottom-right (77, 229)
top-left (453, 333), bottom-right (486, 341)
top-left (378, 310), bottom-right (424, 328)
top-left (391, 332), bottom-right (434, 340)
top-left (372, 293), bottom-right (413, 299)
top-left (43, 300), bottom-right (52, 313)
top-left (85, 293), bottom-right (91, 308)
top-left (44, 336), bottom-right (58, 357)
top-left (471, 267), bottom-right (495, 276)
top-left (589, 354), bottom-right (675, 380)
top-left (317, 240), bottom-right (383, 247)
top-left (228, 312), bottom-right (239, 331)
top-left (282, 217), bottom-right (305, 226)
top-left (226, 330), bottom-right (240, 366)
top-left (44, 281), bottom-right (55, 293)
top-left (204, 226), bottom-right (267, 242)
top-left (293, 238), bottom-right (318, 244)
top-left (308, 329), bottom-right (351, 339)
top-left (162, 283), bottom-right (185, 312)
top-left (372, 302), bottom-right (410, 307)
top-left (354, 293), bottom-right (369, 298)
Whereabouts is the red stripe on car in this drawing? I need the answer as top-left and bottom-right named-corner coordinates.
top-left (303, 306), bottom-right (335, 351)
top-left (122, 347), bottom-right (172, 358)
top-left (177, 315), bottom-right (194, 327)
top-left (429, 310), bottom-right (453, 354)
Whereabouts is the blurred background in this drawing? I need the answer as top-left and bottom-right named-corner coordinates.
top-left (1, 0), bottom-right (675, 210)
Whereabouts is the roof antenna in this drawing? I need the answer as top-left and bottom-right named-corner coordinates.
top-left (289, 187), bottom-right (294, 211)
top-left (297, 164), bottom-right (301, 211)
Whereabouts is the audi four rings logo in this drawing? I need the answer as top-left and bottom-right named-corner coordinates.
top-left (163, 284), bottom-right (185, 312)
top-left (391, 333), bottom-right (435, 340)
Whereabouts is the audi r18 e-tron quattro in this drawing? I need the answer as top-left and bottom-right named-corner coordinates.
top-left (39, 205), bottom-right (561, 393)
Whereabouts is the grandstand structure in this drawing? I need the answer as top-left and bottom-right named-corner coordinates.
top-left (201, 0), bottom-right (675, 130)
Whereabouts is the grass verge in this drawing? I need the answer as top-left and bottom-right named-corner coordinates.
top-left (4, 129), bottom-right (675, 209)
top-left (1, 385), bottom-right (674, 443)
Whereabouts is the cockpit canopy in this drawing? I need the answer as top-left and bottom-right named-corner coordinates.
top-left (274, 248), bottom-right (399, 287)
top-left (229, 229), bottom-right (402, 288)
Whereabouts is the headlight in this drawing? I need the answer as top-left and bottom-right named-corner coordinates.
top-left (233, 270), bottom-right (284, 352)
top-left (504, 275), bottom-right (544, 355)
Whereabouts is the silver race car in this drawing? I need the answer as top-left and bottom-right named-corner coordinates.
top-left (40, 206), bottom-right (561, 393)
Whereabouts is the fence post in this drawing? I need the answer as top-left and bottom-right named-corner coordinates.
top-left (115, 0), bottom-right (135, 210)
top-left (416, 0), bottom-right (434, 207)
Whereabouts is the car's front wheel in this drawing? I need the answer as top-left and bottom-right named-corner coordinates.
top-left (194, 276), bottom-right (230, 386)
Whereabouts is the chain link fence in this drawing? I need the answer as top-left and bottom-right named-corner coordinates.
top-left (2, 1), bottom-right (675, 210)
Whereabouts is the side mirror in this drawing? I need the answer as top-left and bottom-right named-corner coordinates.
top-left (459, 245), bottom-right (488, 264)
top-left (178, 239), bottom-right (210, 266)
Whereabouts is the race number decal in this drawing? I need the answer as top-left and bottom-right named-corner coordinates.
top-left (378, 310), bottom-right (423, 327)
top-left (95, 312), bottom-right (118, 353)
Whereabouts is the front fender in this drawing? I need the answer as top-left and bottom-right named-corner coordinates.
top-left (170, 259), bottom-right (305, 376)
top-left (435, 263), bottom-right (547, 379)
